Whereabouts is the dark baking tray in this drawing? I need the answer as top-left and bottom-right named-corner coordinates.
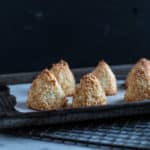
top-left (0, 64), bottom-right (150, 129)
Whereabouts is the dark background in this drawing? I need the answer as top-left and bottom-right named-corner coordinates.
top-left (0, 0), bottom-right (149, 74)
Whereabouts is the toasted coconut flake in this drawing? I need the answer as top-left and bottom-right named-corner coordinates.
top-left (125, 65), bottom-right (150, 101)
top-left (73, 73), bottom-right (107, 107)
top-left (92, 60), bottom-right (117, 95)
top-left (27, 69), bottom-right (67, 110)
top-left (50, 60), bottom-right (75, 96)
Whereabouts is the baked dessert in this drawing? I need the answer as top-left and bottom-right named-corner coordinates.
top-left (125, 58), bottom-right (150, 88)
top-left (124, 63), bottom-right (150, 101)
top-left (92, 60), bottom-right (117, 95)
top-left (27, 69), bottom-right (67, 110)
top-left (50, 60), bottom-right (75, 96)
top-left (73, 73), bottom-right (107, 107)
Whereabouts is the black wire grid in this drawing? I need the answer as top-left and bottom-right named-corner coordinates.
top-left (2, 117), bottom-right (150, 150)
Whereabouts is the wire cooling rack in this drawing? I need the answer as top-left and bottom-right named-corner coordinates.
top-left (2, 116), bottom-right (150, 150)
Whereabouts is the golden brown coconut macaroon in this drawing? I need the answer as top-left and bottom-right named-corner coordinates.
top-left (27, 69), bottom-right (67, 111)
top-left (73, 73), bottom-right (107, 108)
top-left (92, 60), bottom-right (117, 96)
top-left (50, 60), bottom-right (75, 96)
top-left (125, 62), bottom-right (150, 101)
top-left (125, 58), bottom-right (150, 88)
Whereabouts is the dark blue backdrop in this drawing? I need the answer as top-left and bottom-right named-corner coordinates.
top-left (0, 0), bottom-right (149, 73)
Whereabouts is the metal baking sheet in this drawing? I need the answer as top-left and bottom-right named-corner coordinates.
top-left (0, 65), bottom-right (150, 129)
top-left (9, 81), bottom-right (124, 113)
